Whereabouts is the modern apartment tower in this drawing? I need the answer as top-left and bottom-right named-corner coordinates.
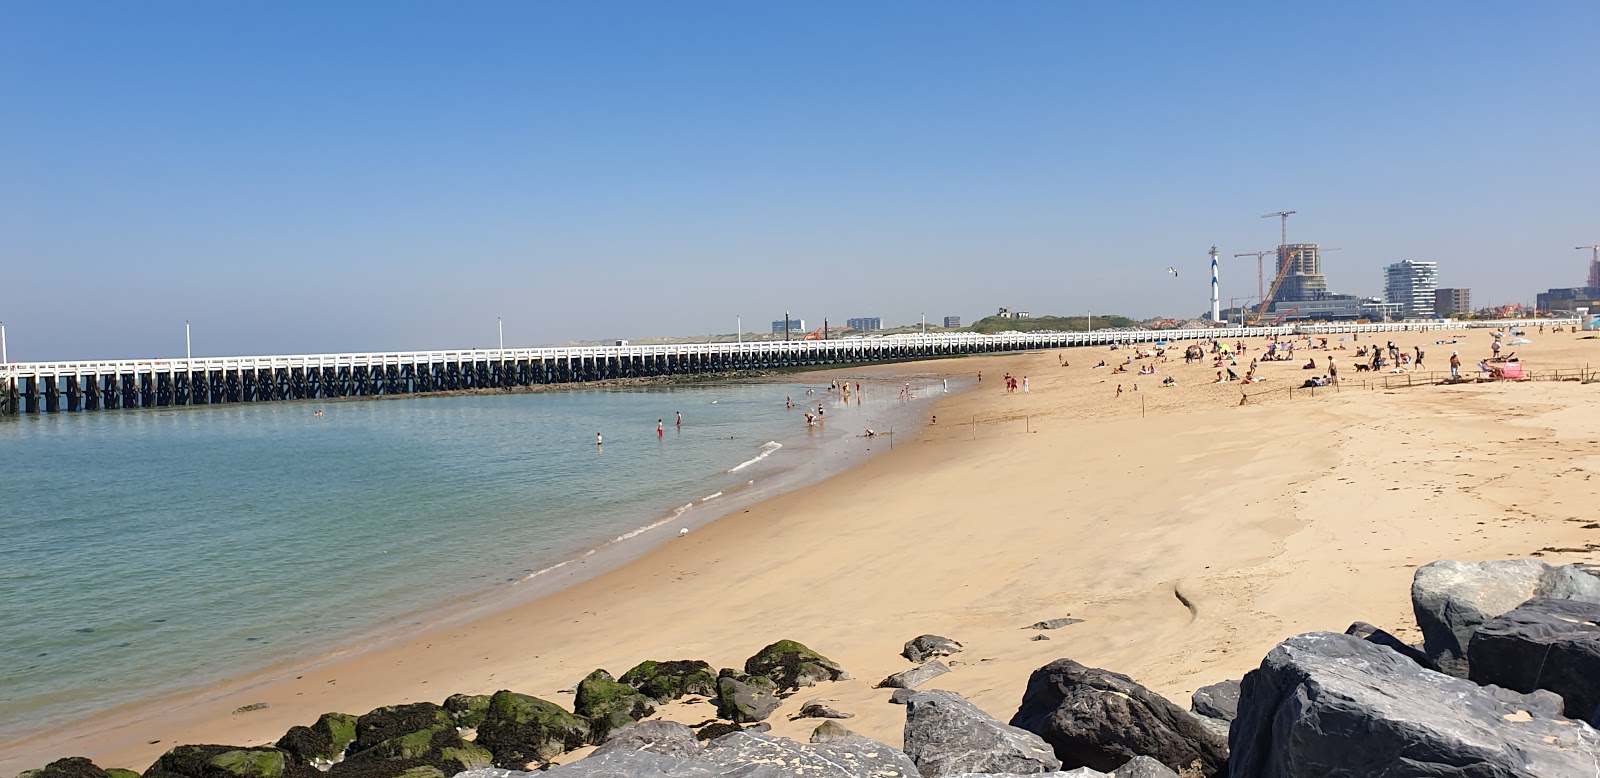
top-left (942, 316), bottom-right (961, 328)
top-left (1434, 288), bottom-right (1471, 317)
top-left (1383, 260), bottom-right (1439, 319)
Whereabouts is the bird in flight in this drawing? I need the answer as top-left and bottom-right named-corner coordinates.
top-left (1166, 267), bottom-right (1179, 277)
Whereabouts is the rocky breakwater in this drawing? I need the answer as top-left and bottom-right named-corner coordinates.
top-left (18, 559), bottom-right (1600, 778)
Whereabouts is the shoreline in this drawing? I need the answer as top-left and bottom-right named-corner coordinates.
top-left (0, 359), bottom-right (980, 772)
top-left (7, 331), bottom-right (1599, 773)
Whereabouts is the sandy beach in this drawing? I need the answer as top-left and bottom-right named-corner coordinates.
top-left (6, 324), bottom-right (1600, 774)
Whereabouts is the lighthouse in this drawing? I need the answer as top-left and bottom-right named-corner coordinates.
top-left (1209, 245), bottom-right (1221, 323)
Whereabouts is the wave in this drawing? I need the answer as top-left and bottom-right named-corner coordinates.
top-left (728, 441), bottom-right (783, 473)
top-left (701, 491), bottom-right (724, 502)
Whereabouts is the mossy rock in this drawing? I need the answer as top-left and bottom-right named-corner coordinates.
top-left (276, 712), bottom-right (358, 764)
top-left (743, 640), bottom-right (847, 691)
top-left (17, 758), bottom-right (116, 778)
top-left (441, 693), bottom-right (491, 729)
top-left (694, 722), bottom-right (745, 741)
top-left (714, 670), bottom-right (780, 723)
top-left (351, 704), bottom-right (453, 755)
top-left (147, 745), bottom-right (296, 778)
top-left (475, 690), bottom-right (591, 768)
top-left (329, 741), bottom-right (489, 778)
top-left (573, 669), bottom-right (656, 743)
top-left (618, 660), bottom-right (718, 701)
top-left (325, 758), bottom-right (443, 778)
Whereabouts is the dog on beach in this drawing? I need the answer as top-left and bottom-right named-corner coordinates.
top-left (1353, 363), bottom-right (1371, 372)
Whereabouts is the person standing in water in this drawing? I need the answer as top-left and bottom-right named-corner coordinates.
top-left (596, 432), bottom-right (603, 448)
top-left (657, 419), bottom-right (664, 438)
top-left (675, 410), bottom-right (682, 428)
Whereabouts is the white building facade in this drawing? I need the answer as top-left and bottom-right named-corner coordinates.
top-left (1384, 260), bottom-right (1439, 319)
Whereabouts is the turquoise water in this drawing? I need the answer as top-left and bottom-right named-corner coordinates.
top-left (0, 377), bottom-right (939, 739)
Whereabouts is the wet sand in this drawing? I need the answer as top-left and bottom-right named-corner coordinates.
top-left (6, 325), bottom-right (1600, 773)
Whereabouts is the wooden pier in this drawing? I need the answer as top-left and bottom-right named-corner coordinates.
top-left (0, 320), bottom-right (1553, 416)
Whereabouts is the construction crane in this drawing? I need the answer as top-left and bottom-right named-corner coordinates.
top-left (1233, 250), bottom-right (1276, 305)
top-left (1262, 210), bottom-right (1296, 246)
top-left (1579, 245), bottom-right (1600, 288)
top-left (1247, 246), bottom-right (1341, 326)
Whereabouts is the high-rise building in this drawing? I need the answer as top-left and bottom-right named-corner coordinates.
top-left (943, 316), bottom-right (961, 328)
top-left (845, 317), bottom-right (881, 331)
top-left (771, 318), bottom-right (806, 334)
top-left (1272, 244), bottom-right (1330, 303)
top-left (1383, 260), bottom-right (1439, 319)
top-left (1434, 288), bottom-right (1471, 317)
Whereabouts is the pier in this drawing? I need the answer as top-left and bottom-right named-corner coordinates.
top-left (0, 320), bottom-right (1556, 416)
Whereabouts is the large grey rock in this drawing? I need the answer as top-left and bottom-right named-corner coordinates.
top-left (1009, 659), bottom-right (1227, 776)
top-left (1469, 596), bottom-right (1600, 719)
top-left (714, 671), bottom-right (781, 723)
top-left (538, 751), bottom-right (744, 778)
top-left (1113, 756), bottom-right (1179, 778)
top-left (937, 772), bottom-right (1107, 778)
top-left (878, 661), bottom-right (950, 690)
top-left (1230, 631), bottom-right (1600, 778)
top-left (1481, 684), bottom-right (1567, 717)
top-left (793, 700), bottom-right (854, 719)
top-left (1410, 558), bottom-right (1600, 677)
top-left (808, 720), bottom-right (857, 744)
top-left (903, 689), bottom-right (1061, 777)
top-left (702, 731), bottom-right (920, 777)
top-left (592, 720), bottom-right (701, 759)
top-left (1188, 680), bottom-right (1239, 722)
top-left (1344, 621), bottom-right (1436, 670)
top-left (903, 635), bottom-right (963, 663)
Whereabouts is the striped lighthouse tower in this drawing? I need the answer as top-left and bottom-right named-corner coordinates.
top-left (1209, 245), bottom-right (1221, 323)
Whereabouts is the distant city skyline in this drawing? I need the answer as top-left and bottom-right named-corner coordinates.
top-left (2, 3), bottom-right (1597, 360)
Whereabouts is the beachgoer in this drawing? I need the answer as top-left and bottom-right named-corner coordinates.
top-left (658, 420), bottom-right (663, 438)
top-left (676, 411), bottom-right (682, 427)
top-left (596, 432), bottom-right (603, 447)
top-left (943, 378), bottom-right (948, 393)
top-left (1450, 351), bottom-right (1461, 379)
top-left (1022, 376), bottom-right (1029, 393)
top-left (786, 396), bottom-right (793, 408)
top-left (1414, 346), bottom-right (1424, 368)
top-left (1492, 340), bottom-right (1501, 357)
top-left (931, 415), bottom-right (937, 424)
top-left (1116, 384), bottom-right (1123, 397)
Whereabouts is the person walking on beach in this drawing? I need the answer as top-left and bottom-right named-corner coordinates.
top-left (1022, 376), bottom-right (1029, 393)
top-left (1450, 351), bottom-right (1461, 380)
top-left (1414, 346), bottom-right (1424, 369)
top-left (1328, 357), bottom-right (1338, 384)
top-left (1115, 384), bottom-right (1123, 397)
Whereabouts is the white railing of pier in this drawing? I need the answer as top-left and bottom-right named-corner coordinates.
top-left (0, 319), bottom-right (1570, 380)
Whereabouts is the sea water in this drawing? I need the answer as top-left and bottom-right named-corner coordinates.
top-left (0, 376), bottom-right (941, 739)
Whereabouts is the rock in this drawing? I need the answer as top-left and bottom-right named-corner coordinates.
top-left (1481, 684), bottom-right (1567, 717)
top-left (936, 772), bottom-right (1107, 778)
top-left (475, 690), bottom-right (592, 768)
top-left (618, 660), bottom-right (719, 702)
top-left (902, 635), bottom-right (963, 663)
top-left (15, 758), bottom-right (114, 778)
top-left (146, 746), bottom-right (297, 778)
top-left (592, 721), bottom-right (701, 760)
top-left (538, 751), bottom-right (732, 778)
top-left (276, 712), bottom-right (359, 765)
top-left (702, 731), bottom-right (920, 778)
top-left (1026, 618), bottom-right (1083, 630)
top-left (573, 669), bottom-right (656, 742)
top-left (888, 689), bottom-right (916, 705)
top-left (792, 700), bottom-right (854, 719)
top-left (1468, 596), bottom-right (1600, 719)
top-left (1188, 680), bottom-right (1240, 722)
top-left (1113, 756), bottom-right (1179, 778)
top-left (1343, 621), bottom-right (1436, 670)
top-left (714, 670), bottom-right (780, 723)
top-left (1009, 659), bottom-right (1227, 776)
top-left (336, 702), bottom-right (490, 773)
top-left (1184, 711), bottom-right (1230, 743)
top-left (743, 640), bottom-right (848, 691)
top-left (808, 721), bottom-right (857, 744)
top-left (443, 694), bottom-right (492, 729)
top-left (326, 759), bottom-right (459, 778)
top-left (350, 704), bottom-right (453, 755)
top-left (694, 722), bottom-right (746, 742)
top-left (902, 689), bottom-right (1061, 776)
top-left (1030, 635), bottom-right (1050, 642)
top-left (877, 661), bottom-right (950, 690)
top-left (1410, 558), bottom-right (1600, 677)
top-left (1230, 631), bottom-right (1598, 778)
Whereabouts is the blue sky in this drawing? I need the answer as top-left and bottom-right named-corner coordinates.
top-left (3, 2), bottom-right (1597, 360)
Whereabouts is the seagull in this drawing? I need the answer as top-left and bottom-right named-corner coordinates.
top-left (1167, 267), bottom-right (1180, 277)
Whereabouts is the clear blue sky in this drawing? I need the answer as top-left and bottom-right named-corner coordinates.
top-left (3, 2), bottom-right (1597, 360)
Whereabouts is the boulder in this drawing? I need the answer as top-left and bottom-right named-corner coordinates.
top-left (702, 731), bottom-right (919, 778)
top-left (276, 712), bottom-right (359, 765)
top-left (694, 722), bottom-right (746, 742)
top-left (902, 689), bottom-right (1061, 776)
top-left (887, 689), bottom-right (917, 705)
top-left (1026, 618), bottom-right (1083, 630)
top-left (1113, 756), bottom-right (1179, 778)
top-left (592, 721), bottom-right (701, 759)
top-left (146, 746), bottom-right (298, 778)
top-left (14, 758), bottom-right (115, 778)
top-left (619, 660), bottom-right (719, 702)
top-left (877, 661), bottom-right (950, 690)
top-left (743, 640), bottom-right (848, 691)
top-left (1230, 631), bottom-right (1598, 777)
top-left (1468, 596), bottom-right (1600, 719)
top-left (714, 670), bottom-right (780, 723)
top-left (1481, 684), bottom-right (1567, 717)
top-left (573, 669), bottom-right (656, 742)
top-left (537, 751), bottom-right (734, 778)
top-left (1009, 659), bottom-right (1227, 776)
top-left (1410, 558), bottom-right (1600, 677)
top-left (1188, 680), bottom-right (1239, 722)
top-left (902, 635), bottom-right (963, 663)
top-left (792, 700), bottom-right (854, 719)
top-left (1343, 621), bottom-right (1436, 670)
top-left (350, 704), bottom-right (453, 755)
top-left (936, 772), bottom-right (1106, 778)
top-left (336, 702), bottom-right (490, 773)
top-left (809, 721), bottom-right (857, 744)
top-left (443, 694), bottom-right (492, 729)
top-left (475, 690), bottom-right (592, 768)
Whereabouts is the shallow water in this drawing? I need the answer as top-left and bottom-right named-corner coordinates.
top-left (0, 377), bottom-right (941, 738)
